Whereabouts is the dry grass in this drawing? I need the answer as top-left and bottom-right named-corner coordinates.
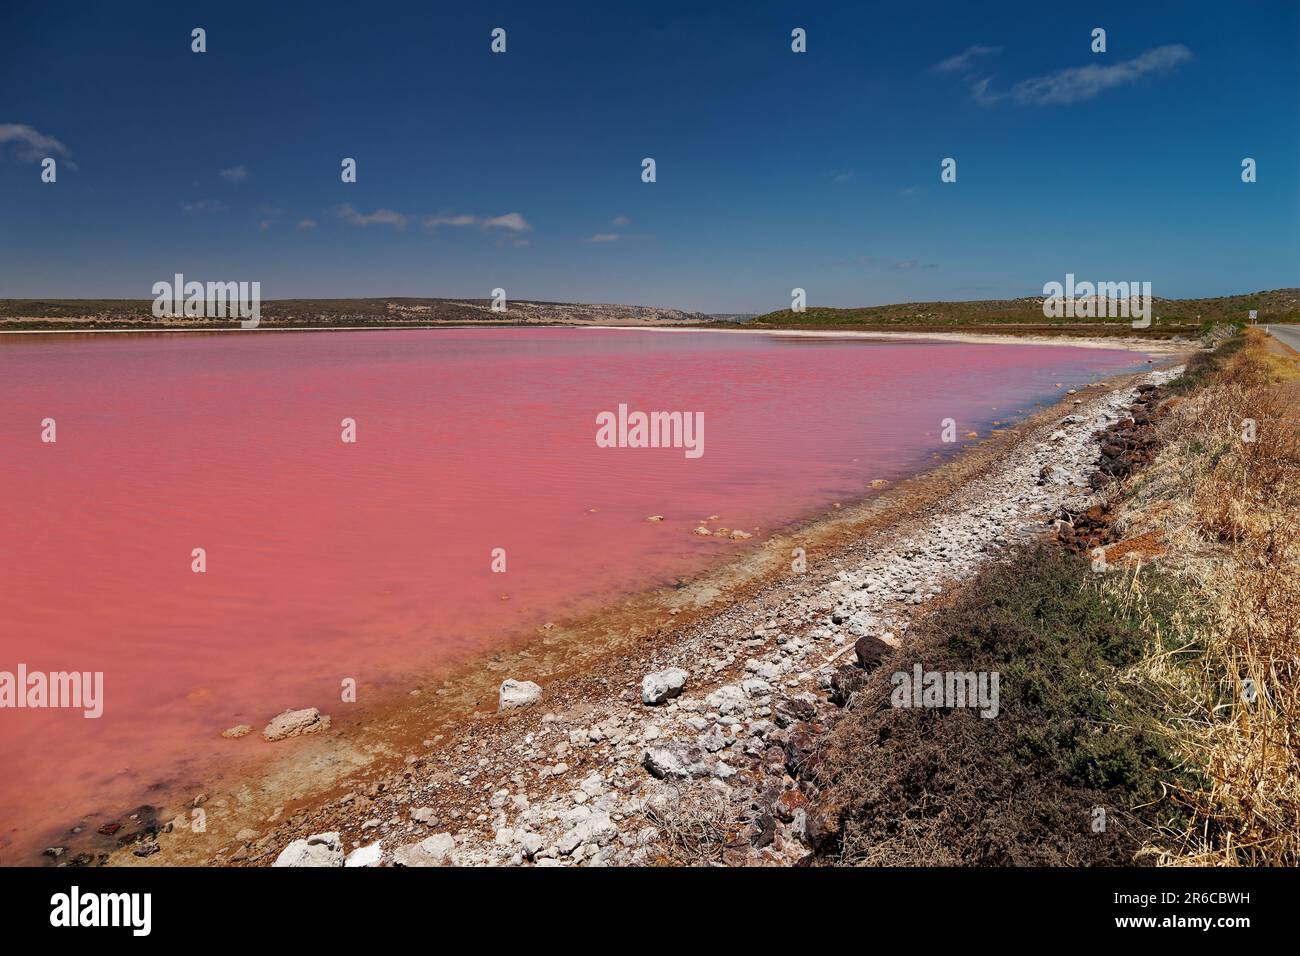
top-left (1115, 329), bottom-right (1300, 866)
top-left (807, 331), bottom-right (1299, 867)
top-left (642, 783), bottom-right (740, 866)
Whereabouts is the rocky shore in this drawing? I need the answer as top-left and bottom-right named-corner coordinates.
top-left (208, 365), bottom-right (1181, 868)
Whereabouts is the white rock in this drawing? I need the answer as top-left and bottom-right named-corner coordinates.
top-left (391, 832), bottom-right (457, 867)
top-left (518, 831), bottom-right (544, 859)
top-left (273, 831), bottom-right (343, 867)
top-left (345, 841), bottom-right (383, 867)
top-left (499, 679), bottom-right (543, 712)
top-left (579, 772), bottom-right (605, 797)
top-left (705, 685), bottom-right (747, 714)
top-left (262, 707), bottom-right (330, 742)
top-left (642, 743), bottom-right (710, 779)
top-left (641, 667), bottom-right (689, 705)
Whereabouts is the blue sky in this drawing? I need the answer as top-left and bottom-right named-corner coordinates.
top-left (1, 0), bottom-right (1297, 312)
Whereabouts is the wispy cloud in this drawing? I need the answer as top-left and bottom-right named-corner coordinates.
top-left (296, 218), bottom-right (318, 230)
top-left (953, 44), bottom-right (1193, 107)
top-left (331, 205), bottom-right (532, 235)
top-left (829, 168), bottom-right (855, 183)
top-left (930, 45), bottom-right (1001, 75)
top-left (891, 259), bottom-right (938, 271)
top-left (422, 212), bottom-right (532, 233)
top-left (181, 199), bottom-right (227, 214)
top-left (423, 214), bottom-right (477, 228)
top-left (0, 123), bottom-right (74, 167)
top-left (334, 203), bottom-right (409, 228)
top-left (219, 164), bottom-right (249, 184)
top-left (585, 214), bottom-right (640, 243)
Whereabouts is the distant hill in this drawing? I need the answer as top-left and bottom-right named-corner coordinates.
top-left (744, 289), bottom-right (1300, 338)
top-left (2, 290), bottom-right (1296, 336)
top-left (0, 297), bottom-right (711, 331)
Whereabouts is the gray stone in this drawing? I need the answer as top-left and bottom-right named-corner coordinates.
top-left (272, 831), bottom-right (343, 867)
top-left (705, 685), bottom-right (746, 715)
top-left (519, 831), bottom-right (544, 859)
top-left (642, 743), bottom-right (711, 779)
top-left (262, 707), bottom-right (330, 742)
top-left (391, 832), bottom-right (457, 867)
top-left (641, 667), bottom-right (689, 705)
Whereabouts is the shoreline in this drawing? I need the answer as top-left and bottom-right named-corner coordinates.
top-left (585, 324), bottom-right (1191, 352)
top-left (0, 321), bottom-right (1190, 352)
top-left (43, 344), bottom-right (1188, 868)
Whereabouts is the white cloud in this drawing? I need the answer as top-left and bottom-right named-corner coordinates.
top-left (219, 164), bottom-right (249, 184)
top-left (482, 212), bottom-right (531, 232)
top-left (611, 215), bottom-right (631, 227)
top-left (423, 214), bottom-right (478, 228)
top-left (972, 44), bottom-right (1193, 106)
top-left (585, 233), bottom-right (622, 243)
top-left (421, 212), bottom-right (532, 233)
top-left (331, 207), bottom-right (532, 235)
top-left (0, 123), bottom-right (72, 165)
top-left (334, 203), bottom-right (409, 228)
top-left (297, 219), bottom-right (318, 230)
top-left (931, 45), bottom-right (1001, 75)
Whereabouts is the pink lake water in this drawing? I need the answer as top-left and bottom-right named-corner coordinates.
top-left (0, 327), bottom-right (1150, 861)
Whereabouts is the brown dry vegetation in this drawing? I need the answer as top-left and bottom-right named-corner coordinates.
top-left (812, 329), bottom-right (1300, 867)
top-left (810, 546), bottom-right (1195, 865)
top-left (643, 785), bottom-right (740, 866)
top-left (1116, 329), bottom-right (1300, 866)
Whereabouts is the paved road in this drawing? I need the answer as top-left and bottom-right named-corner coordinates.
top-left (1265, 324), bottom-right (1300, 353)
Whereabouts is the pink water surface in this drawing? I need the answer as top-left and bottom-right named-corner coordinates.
top-left (0, 327), bottom-right (1149, 859)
